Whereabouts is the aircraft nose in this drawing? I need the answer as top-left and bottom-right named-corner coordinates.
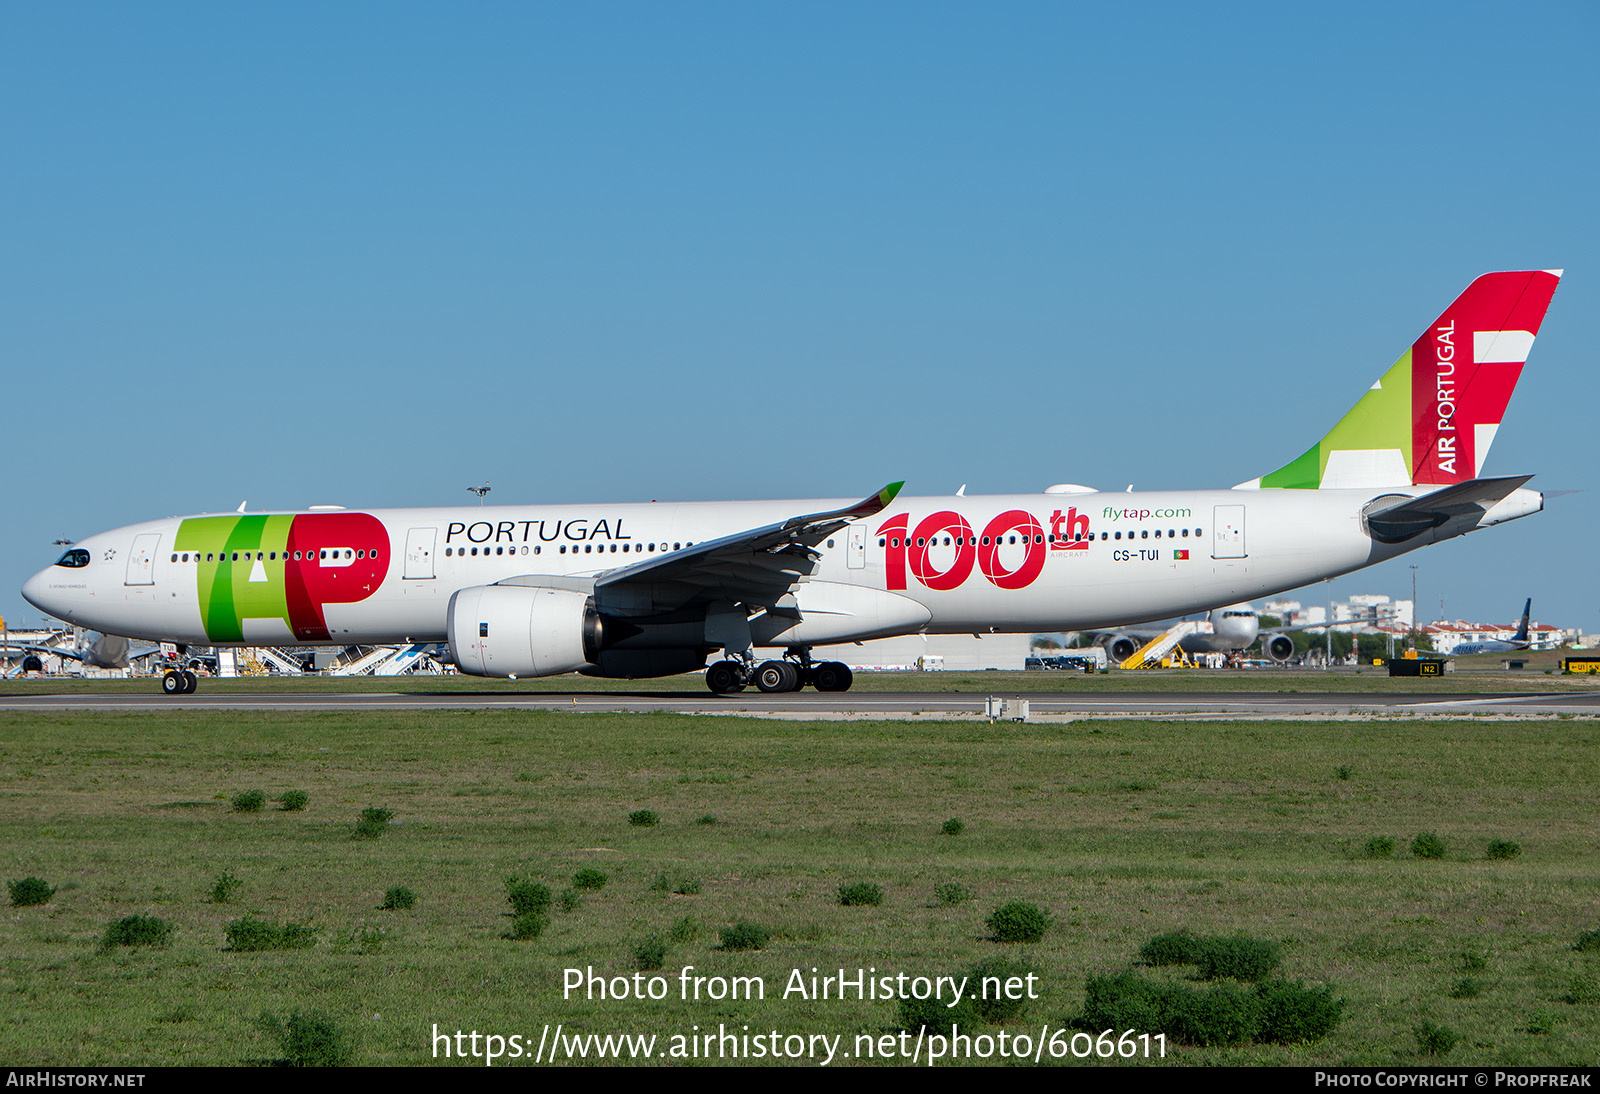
top-left (21, 568), bottom-right (60, 618)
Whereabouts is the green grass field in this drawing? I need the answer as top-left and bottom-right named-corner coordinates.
top-left (2, 707), bottom-right (1597, 1066)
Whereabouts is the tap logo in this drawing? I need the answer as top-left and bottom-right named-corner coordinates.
top-left (175, 513), bottom-right (390, 642)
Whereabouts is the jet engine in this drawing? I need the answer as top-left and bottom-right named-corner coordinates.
top-left (447, 585), bottom-right (603, 678)
top-left (1265, 634), bottom-right (1296, 662)
top-left (1105, 634), bottom-right (1139, 663)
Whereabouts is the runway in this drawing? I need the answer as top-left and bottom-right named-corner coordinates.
top-left (4, 688), bottom-right (1599, 718)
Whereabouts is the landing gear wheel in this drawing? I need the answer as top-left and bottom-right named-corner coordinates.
top-left (162, 671), bottom-right (184, 695)
top-left (182, 671), bottom-right (198, 694)
top-left (706, 660), bottom-right (746, 694)
top-left (755, 660), bottom-right (800, 693)
top-left (812, 661), bottom-right (854, 692)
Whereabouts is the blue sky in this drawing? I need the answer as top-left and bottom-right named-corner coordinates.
top-left (4, 2), bottom-right (1596, 633)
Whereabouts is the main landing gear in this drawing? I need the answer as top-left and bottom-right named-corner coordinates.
top-left (705, 652), bottom-right (854, 694)
top-left (161, 670), bottom-right (198, 695)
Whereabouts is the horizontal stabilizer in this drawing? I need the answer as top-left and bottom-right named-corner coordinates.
top-left (1363, 475), bottom-right (1533, 543)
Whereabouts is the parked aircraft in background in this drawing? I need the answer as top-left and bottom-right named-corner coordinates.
top-left (1450, 599), bottom-right (1534, 656)
top-left (1089, 604), bottom-right (1299, 664)
top-left (21, 270), bottom-right (1563, 694)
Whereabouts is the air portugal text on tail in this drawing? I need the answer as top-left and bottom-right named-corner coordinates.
top-left (19, 270), bottom-right (1563, 695)
top-left (1248, 270), bottom-right (1562, 491)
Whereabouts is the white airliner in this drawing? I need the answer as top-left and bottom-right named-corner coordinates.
top-left (1092, 604), bottom-right (1296, 665)
top-left (21, 270), bottom-right (1562, 695)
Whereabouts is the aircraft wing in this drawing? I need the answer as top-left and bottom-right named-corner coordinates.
top-left (591, 483), bottom-right (904, 615)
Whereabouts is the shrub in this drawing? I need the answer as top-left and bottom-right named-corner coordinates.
top-left (1254, 980), bottom-right (1344, 1044)
top-left (1080, 972), bottom-right (1180, 1037)
top-left (226, 917), bottom-right (317, 952)
top-left (278, 790), bottom-right (309, 812)
top-left (942, 818), bottom-right (966, 836)
top-left (1562, 973), bottom-right (1600, 1005)
top-left (628, 809), bottom-right (659, 827)
top-left (1140, 930), bottom-right (1202, 967)
top-left (556, 888), bottom-right (581, 912)
top-left (897, 993), bottom-right (980, 1036)
top-left (259, 1010), bottom-right (356, 1067)
top-left (9, 877), bottom-right (55, 907)
top-left (1335, 765), bottom-right (1354, 781)
top-left (572, 868), bottom-right (608, 891)
top-left (986, 901), bottom-right (1051, 943)
top-left (1169, 981), bottom-right (1265, 1046)
top-left (1450, 977), bottom-right (1484, 999)
top-left (507, 912), bottom-right (547, 941)
top-left (380, 886), bottom-right (415, 910)
top-left (1411, 831), bottom-right (1447, 860)
top-left (1415, 1021), bottom-right (1458, 1056)
top-left (103, 914), bottom-right (174, 949)
top-left (1081, 973), bottom-right (1341, 1046)
top-left (694, 814), bottom-right (717, 825)
top-left (505, 878), bottom-right (552, 917)
top-left (1195, 936), bottom-right (1283, 982)
top-left (1362, 836), bottom-right (1395, 859)
top-left (719, 922), bottom-right (770, 951)
top-left (1574, 929), bottom-right (1600, 953)
top-left (667, 916), bottom-right (700, 944)
top-left (934, 882), bottom-right (973, 907)
top-left (354, 807), bottom-right (393, 839)
top-left (1486, 839), bottom-right (1521, 860)
top-left (208, 871), bottom-right (241, 903)
top-left (969, 956), bottom-right (1038, 1022)
top-left (650, 872), bottom-right (701, 896)
top-left (231, 789), bottom-right (267, 813)
top-left (1079, 972), bottom-right (1261, 1047)
top-left (838, 882), bottom-right (884, 907)
top-left (634, 936), bottom-right (667, 971)
top-left (1460, 947), bottom-right (1489, 972)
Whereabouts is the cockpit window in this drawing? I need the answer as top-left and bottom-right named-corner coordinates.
top-left (55, 549), bottom-right (90, 568)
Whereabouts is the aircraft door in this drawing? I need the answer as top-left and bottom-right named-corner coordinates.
top-left (1212, 505), bottom-right (1246, 559)
top-left (847, 524), bottom-right (866, 569)
top-left (404, 527), bottom-right (437, 579)
top-left (125, 533), bottom-right (160, 586)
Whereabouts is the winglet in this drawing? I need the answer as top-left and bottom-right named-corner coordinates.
top-left (846, 481), bottom-right (904, 518)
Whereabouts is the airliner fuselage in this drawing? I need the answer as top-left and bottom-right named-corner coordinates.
top-left (23, 484), bottom-right (1539, 650)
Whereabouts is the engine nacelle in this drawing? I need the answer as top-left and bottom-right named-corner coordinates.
top-left (447, 585), bottom-right (602, 678)
top-left (1265, 634), bottom-right (1296, 662)
top-left (1106, 634), bottom-right (1139, 663)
